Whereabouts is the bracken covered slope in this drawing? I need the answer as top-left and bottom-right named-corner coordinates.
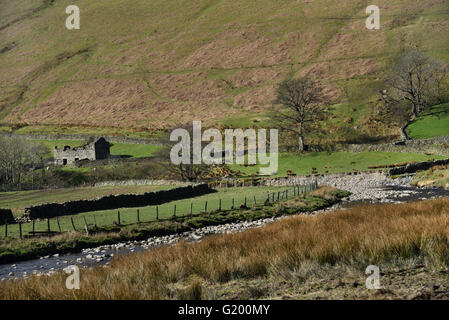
top-left (0, 0), bottom-right (448, 136)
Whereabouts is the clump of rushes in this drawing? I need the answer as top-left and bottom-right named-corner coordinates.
top-left (1, 197), bottom-right (449, 299)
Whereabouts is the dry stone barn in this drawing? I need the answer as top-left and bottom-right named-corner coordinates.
top-left (54, 137), bottom-right (110, 165)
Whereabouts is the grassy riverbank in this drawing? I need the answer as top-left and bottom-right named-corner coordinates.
top-left (411, 165), bottom-right (449, 189)
top-left (1, 195), bottom-right (449, 299)
top-left (0, 187), bottom-right (349, 265)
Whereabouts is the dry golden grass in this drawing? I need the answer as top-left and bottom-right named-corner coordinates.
top-left (1, 198), bottom-right (449, 299)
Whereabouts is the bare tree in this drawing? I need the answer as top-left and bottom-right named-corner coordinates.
top-left (0, 136), bottom-right (49, 190)
top-left (156, 123), bottom-right (212, 182)
top-left (272, 77), bottom-right (327, 152)
top-left (167, 161), bottom-right (210, 182)
top-left (382, 50), bottom-right (448, 140)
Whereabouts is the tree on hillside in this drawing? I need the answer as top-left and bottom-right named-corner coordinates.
top-left (271, 77), bottom-right (327, 152)
top-left (156, 124), bottom-right (212, 182)
top-left (0, 137), bottom-right (48, 190)
top-left (382, 50), bottom-right (448, 140)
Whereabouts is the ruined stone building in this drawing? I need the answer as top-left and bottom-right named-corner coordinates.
top-left (54, 137), bottom-right (110, 165)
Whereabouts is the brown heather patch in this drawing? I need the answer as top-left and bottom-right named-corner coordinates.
top-left (1, 198), bottom-right (449, 299)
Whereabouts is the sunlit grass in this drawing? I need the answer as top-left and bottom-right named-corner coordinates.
top-left (1, 197), bottom-right (448, 299)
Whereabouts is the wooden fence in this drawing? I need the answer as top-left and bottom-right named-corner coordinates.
top-left (0, 182), bottom-right (318, 239)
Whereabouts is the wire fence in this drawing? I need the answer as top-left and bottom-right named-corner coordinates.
top-left (0, 182), bottom-right (318, 239)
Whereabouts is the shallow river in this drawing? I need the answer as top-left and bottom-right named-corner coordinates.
top-left (1, 185), bottom-right (449, 281)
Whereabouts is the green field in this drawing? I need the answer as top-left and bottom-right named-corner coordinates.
top-left (34, 139), bottom-right (162, 158)
top-left (407, 103), bottom-right (449, 139)
top-left (0, 185), bottom-right (177, 215)
top-left (0, 185), bottom-right (299, 238)
top-left (231, 151), bottom-right (447, 177)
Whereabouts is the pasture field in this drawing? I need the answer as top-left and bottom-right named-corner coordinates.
top-left (0, 185), bottom-right (178, 216)
top-left (0, 185), bottom-right (299, 238)
top-left (34, 139), bottom-right (162, 159)
top-left (407, 103), bottom-right (449, 139)
top-left (231, 151), bottom-right (446, 177)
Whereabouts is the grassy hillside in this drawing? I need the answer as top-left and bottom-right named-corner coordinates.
top-left (0, 0), bottom-right (448, 142)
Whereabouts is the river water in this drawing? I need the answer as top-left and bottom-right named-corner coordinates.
top-left (1, 185), bottom-right (449, 281)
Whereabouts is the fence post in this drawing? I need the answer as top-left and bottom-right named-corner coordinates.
top-left (47, 218), bottom-right (50, 233)
top-left (232, 198), bottom-right (235, 209)
top-left (286, 190), bottom-right (288, 199)
top-left (244, 196), bottom-right (247, 207)
top-left (19, 222), bottom-right (22, 239)
top-left (94, 216), bottom-right (97, 228)
top-left (173, 205), bottom-right (176, 218)
top-left (71, 217), bottom-right (77, 232)
top-left (83, 217), bottom-right (89, 236)
top-left (205, 201), bottom-right (208, 213)
top-left (253, 196), bottom-right (257, 205)
top-left (57, 216), bottom-right (62, 233)
top-left (32, 220), bottom-right (35, 234)
top-left (277, 192), bottom-right (280, 201)
top-left (219, 199), bottom-right (222, 211)
top-left (156, 206), bottom-right (159, 220)
top-left (117, 211), bottom-right (121, 225)
top-left (190, 203), bottom-right (193, 216)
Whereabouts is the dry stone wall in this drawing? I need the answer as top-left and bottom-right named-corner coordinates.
top-left (24, 184), bottom-right (215, 220)
top-left (0, 133), bottom-right (169, 146)
top-left (342, 136), bottom-right (449, 156)
top-left (388, 158), bottom-right (449, 175)
top-left (0, 209), bottom-right (14, 224)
